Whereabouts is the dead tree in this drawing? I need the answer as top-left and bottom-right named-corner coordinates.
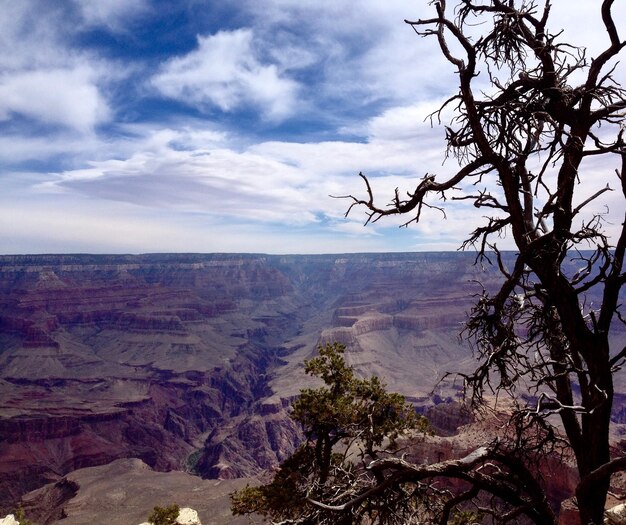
top-left (341, 1), bottom-right (626, 523)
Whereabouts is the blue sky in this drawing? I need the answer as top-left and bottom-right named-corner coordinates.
top-left (0, 1), bottom-right (624, 254)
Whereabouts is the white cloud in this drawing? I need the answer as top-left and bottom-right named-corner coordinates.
top-left (239, 0), bottom-right (446, 110)
top-left (0, 68), bottom-right (110, 131)
top-left (0, 198), bottom-right (401, 255)
top-left (0, 3), bottom-right (64, 71)
top-left (0, 1), bottom-right (116, 132)
top-left (331, 220), bottom-right (382, 237)
top-left (72, 0), bottom-right (148, 30)
top-left (250, 105), bottom-right (446, 178)
top-left (152, 29), bottom-right (299, 120)
top-left (29, 108), bottom-right (466, 244)
top-left (41, 129), bottom-right (321, 224)
top-left (33, 92), bottom-right (624, 253)
top-left (0, 134), bottom-right (96, 165)
top-left (365, 101), bottom-right (448, 142)
top-left (235, 0), bottom-right (626, 123)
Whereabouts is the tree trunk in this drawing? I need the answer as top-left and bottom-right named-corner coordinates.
top-left (576, 477), bottom-right (610, 525)
top-left (576, 336), bottom-right (614, 525)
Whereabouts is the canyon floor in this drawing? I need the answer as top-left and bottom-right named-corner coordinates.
top-left (1, 253), bottom-right (625, 523)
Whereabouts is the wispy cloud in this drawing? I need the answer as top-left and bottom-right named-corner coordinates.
top-left (0, 2), bottom-right (118, 132)
top-left (0, 68), bottom-right (110, 132)
top-left (29, 102), bottom-right (482, 251)
top-left (152, 29), bottom-right (300, 120)
top-left (71, 0), bottom-right (148, 31)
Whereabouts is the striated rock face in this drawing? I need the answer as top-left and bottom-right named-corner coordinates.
top-left (0, 374), bottom-right (236, 512)
top-left (198, 396), bottom-right (301, 479)
top-left (405, 411), bottom-right (582, 522)
top-left (425, 402), bottom-right (472, 436)
top-left (0, 254), bottom-right (308, 512)
top-left (558, 498), bottom-right (581, 525)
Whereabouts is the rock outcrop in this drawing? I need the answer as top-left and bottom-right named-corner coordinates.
top-left (606, 503), bottom-right (626, 525)
top-left (17, 458), bottom-right (251, 525)
top-left (176, 508), bottom-right (201, 525)
top-left (138, 506), bottom-right (201, 525)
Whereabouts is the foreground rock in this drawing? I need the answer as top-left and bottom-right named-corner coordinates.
top-left (138, 506), bottom-right (201, 525)
top-left (605, 503), bottom-right (626, 525)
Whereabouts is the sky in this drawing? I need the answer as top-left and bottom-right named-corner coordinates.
top-left (0, 1), bottom-right (624, 254)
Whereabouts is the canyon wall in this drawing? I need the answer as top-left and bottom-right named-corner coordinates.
top-left (1, 253), bottom-right (624, 517)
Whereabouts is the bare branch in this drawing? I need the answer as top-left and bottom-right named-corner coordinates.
top-left (572, 184), bottom-right (613, 216)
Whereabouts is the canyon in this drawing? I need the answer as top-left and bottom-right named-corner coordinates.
top-left (1, 253), bottom-right (625, 523)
